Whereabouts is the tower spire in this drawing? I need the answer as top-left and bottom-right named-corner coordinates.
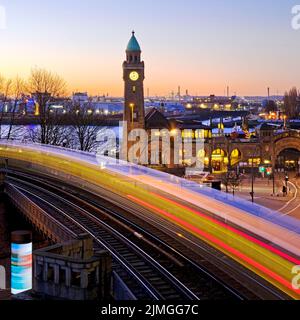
top-left (126, 31), bottom-right (141, 52)
top-left (122, 32), bottom-right (145, 161)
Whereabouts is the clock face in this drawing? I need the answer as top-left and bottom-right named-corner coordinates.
top-left (129, 71), bottom-right (139, 81)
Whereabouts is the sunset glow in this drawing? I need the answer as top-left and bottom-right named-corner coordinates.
top-left (0, 0), bottom-right (299, 96)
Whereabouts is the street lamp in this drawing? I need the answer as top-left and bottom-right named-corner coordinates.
top-left (272, 163), bottom-right (276, 195)
top-left (129, 103), bottom-right (135, 127)
top-left (283, 115), bottom-right (287, 130)
top-left (250, 145), bottom-right (260, 203)
top-left (285, 172), bottom-right (289, 196)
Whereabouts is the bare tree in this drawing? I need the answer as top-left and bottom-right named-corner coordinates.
top-left (27, 109), bottom-right (72, 146)
top-left (0, 76), bottom-right (13, 139)
top-left (27, 68), bottom-right (67, 144)
top-left (6, 77), bottom-right (26, 140)
top-left (228, 172), bottom-right (242, 196)
top-left (70, 103), bottom-right (99, 152)
top-left (284, 87), bottom-right (299, 119)
top-left (221, 173), bottom-right (230, 193)
top-left (221, 171), bottom-right (242, 196)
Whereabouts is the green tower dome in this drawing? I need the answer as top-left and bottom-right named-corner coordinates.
top-left (126, 31), bottom-right (141, 52)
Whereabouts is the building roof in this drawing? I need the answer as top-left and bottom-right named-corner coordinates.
top-left (145, 108), bottom-right (171, 130)
top-left (257, 122), bottom-right (280, 131)
top-left (175, 120), bottom-right (212, 130)
top-left (145, 108), bottom-right (212, 131)
top-left (126, 31), bottom-right (141, 52)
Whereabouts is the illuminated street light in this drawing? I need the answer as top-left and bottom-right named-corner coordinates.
top-left (129, 103), bottom-right (135, 126)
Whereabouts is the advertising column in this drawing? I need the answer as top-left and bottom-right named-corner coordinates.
top-left (11, 231), bottom-right (32, 295)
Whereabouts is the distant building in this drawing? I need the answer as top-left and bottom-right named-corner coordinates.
top-left (92, 102), bottom-right (123, 115)
top-left (72, 92), bottom-right (89, 104)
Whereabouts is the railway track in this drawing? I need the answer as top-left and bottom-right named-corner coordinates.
top-left (7, 181), bottom-right (193, 300)
top-left (4, 169), bottom-right (289, 300)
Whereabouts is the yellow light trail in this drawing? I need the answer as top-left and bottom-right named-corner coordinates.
top-left (0, 144), bottom-right (299, 299)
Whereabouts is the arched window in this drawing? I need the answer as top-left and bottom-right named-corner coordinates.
top-left (231, 149), bottom-right (241, 166)
top-left (211, 149), bottom-right (228, 172)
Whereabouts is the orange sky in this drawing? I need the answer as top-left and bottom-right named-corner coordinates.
top-left (1, 1), bottom-right (299, 97)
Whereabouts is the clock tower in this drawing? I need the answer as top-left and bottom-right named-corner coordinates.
top-left (123, 31), bottom-right (145, 134)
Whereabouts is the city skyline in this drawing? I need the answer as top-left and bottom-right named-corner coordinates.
top-left (0, 0), bottom-right (299, 96)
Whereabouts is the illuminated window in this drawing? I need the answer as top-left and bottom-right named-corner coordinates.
top-left (248, 158), bottom-right (261, 166)
top-left (195, 130), bottom-right (204, 139)
top-left (133, 86), bottom-right (136, 93)
top-left (212, 149), bottom-right (225, 157)
top-left (218, 123), bottom-right (224, 130)
top-left (182, 130), bottom-right (194, 139)
top-left (212, 149), bottom-right (228, 172)
top-left (231, 149), bottom-right (241, 166)
top-left (195, 129), bottom-right (212, 139)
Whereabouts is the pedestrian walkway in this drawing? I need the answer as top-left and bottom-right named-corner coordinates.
top-left (234, 177), bottom-right (295, 211)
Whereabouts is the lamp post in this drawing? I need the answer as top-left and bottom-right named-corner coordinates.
top-left (283, 115), bottom-right (287, 130)
top-left (129, 103), bottom-right (134, 128)
top-left (251, 155), bottom-right (254, 203)
top-left (250, 145), bottom-right (260, 203)
top-left (272, 164), bottom-right (276, 195)
top-left (285, 172), bottom-right (289, 196)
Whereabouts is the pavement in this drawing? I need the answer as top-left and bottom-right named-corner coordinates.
top-left (279, 178), bottom-right (300, 219)
top-left (232, 173), bottom-right (300, 219)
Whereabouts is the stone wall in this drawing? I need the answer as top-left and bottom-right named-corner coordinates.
top-left (33, 235), bottom-right (112, 300)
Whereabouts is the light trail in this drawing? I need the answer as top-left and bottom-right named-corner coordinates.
top-left (150, 192), bottom-right (300, 265)
top-left (127, 194), bottom-right (300, 298)
top-left (1, 141), bottom-right (300, 299)
top-left (124, 174), bottom-right (300, 256)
